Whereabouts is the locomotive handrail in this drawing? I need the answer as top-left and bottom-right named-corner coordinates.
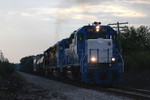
top-left (79, 49), bottom-right (84, 72)
top-left (80, 49), bottom-right (88, 73)
top-left (82, 53), bottom-right (87, 69)
top-left (116, 48), bottom-right (124, 73)
top-left (59, 55), bottom-right (65, 67)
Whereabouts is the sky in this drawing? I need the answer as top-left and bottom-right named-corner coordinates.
top-left (0, 0), bottom-right (150, 63)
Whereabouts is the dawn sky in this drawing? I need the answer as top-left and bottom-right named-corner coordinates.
top-left (0, 0), bottom-right (150, 63)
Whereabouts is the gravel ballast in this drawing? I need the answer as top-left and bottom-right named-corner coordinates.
top-left (20, 72), bottom-right (133, 100)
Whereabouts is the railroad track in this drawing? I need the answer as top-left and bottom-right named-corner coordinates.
top-left (74, 83), bottom-right (150, 100)
top-left (108, 86), bottom-right (150, 100)
top-left (52, 78), bottom-right (150, 100)
top-left (25, 72), bottom-right (150, 100)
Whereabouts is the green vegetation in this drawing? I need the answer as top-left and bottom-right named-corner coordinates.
top-left (19, 56), bottom-right (34, 73)
top-left (0, 61), bottom-right (15, 77)
top-left (124, 51), bottom-right (150, 71)
top-left (119, 26), bottom-right (150, 71)
top-left (13, 71), bottom-right (27, 83)
top-left (0, 71), bottom-right (26, 100)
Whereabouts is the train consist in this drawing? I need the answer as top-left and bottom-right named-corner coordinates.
top-left (33, 22), bottom-right (124, 85)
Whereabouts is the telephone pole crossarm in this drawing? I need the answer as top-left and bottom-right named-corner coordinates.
top-left (107, 22), bottom-right (128, 26)
top-left (107, 22), bottom-right (128, 34)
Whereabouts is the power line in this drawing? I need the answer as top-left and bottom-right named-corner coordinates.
top-left (108, 22), bottom-right (128, 34)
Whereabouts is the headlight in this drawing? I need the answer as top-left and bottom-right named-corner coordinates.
top-left (112, 57), bottom-right (116, 62)
top-left (96, 25), bottom-right (100, 32)
top-left (91, 57), bottom-right (97, 62)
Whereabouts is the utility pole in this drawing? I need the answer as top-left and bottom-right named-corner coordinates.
top-left (108, 22), bottom-right (128, 73)
top-left (108, 22), bottom-right (128, 34)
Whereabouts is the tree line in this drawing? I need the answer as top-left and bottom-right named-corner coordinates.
top-left (0, 52), bottom-right (15, 77)
top-left (19, 56), bottom-right (34, 73)
top-left (119, 25), bottom-right (150, 71)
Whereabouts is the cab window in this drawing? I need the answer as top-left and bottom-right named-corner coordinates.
top-left (65, 41), bottom-right (69, 48)
top-left (78, 34), bottom-right (84, 43)
top-left (59, 44), bottom-right (64, 51)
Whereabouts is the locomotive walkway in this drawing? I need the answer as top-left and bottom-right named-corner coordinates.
top-left (19, 72), bottom-right (132, 100)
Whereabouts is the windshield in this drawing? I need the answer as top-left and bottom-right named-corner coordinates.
top-left (86, 33), bottom-right (107, 39)
top-left (86, 33), bottom-right (117, 43)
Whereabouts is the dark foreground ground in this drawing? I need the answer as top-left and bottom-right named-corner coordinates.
top-left (0, 73), bottom-right (53, 100)
top-left (0, 72), bottom-right (132, 100)
top-left (120, 69), bottom-right (150, 90)
top-left (0, 70), bottom-right (150, 100)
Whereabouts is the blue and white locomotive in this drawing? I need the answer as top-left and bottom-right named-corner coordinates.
top-left (36, 22), bottom-right (124, 85)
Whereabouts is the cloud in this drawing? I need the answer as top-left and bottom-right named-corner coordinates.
top-left (100, 5), bottom-right (146, 17)
top-left (8, 11), bottom-right (18, 15)
top-left (21, 12), bottom-right (32, 17)
top-left (72, 14), bottom-right (98, 20)
top-left (20, 2), bottom-right (146, 23)
top-left (124, 0), bottom-right (150, 4)
top-left (42, 18), bottom-right (51, 21)
top-left (73, 4), bottom-right (146, 17)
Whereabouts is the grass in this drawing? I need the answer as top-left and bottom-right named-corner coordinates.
top-left (0, 71), bottom-right (28, 100)
top-left (12, 71), bottom-right (28, 83)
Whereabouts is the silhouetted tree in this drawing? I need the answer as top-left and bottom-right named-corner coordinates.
top-left (20, 56), bottom-right (34, 73)
top-left (119, 25), bottom-right (150, 71)
top-left (119, 26), bottom-right (150, 55)
top-left (0, 61), bottom-right (15, 76)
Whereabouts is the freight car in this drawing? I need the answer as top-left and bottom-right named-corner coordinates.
top-left (34, 22), bottom-right (124, 85)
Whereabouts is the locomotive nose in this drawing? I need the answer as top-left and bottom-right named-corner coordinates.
top-left (87, 38), bottom-right (113, 64)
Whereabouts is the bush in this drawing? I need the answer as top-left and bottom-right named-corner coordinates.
top-left (0, 61), bottom-right (15, 76)
top-left (124, 51), bottom-right (150, 71)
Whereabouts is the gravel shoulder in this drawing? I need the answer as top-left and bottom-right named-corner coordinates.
top-left (19, 72), bottom-right (133, 100)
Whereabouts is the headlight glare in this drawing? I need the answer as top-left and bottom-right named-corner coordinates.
top-left (96, 25), bottom-right (100, 32)
top-left (91, 57), bottom-right (96, 62)
top-left (112, 57), bottom-right (116, 62)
